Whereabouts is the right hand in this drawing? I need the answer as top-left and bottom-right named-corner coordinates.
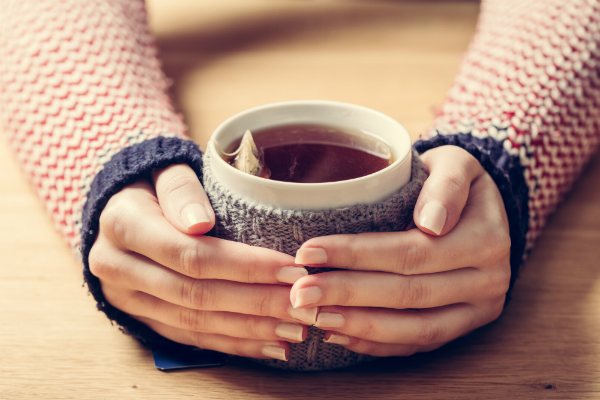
top-left (88, 164), bottom-right (314, 361)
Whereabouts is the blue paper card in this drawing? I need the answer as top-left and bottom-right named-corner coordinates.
top-left (152, 346), bottom-right (230, 371)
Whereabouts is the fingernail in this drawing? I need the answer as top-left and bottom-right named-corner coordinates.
top-left (288, 306), bottom-right (318, 325)
top-left (294, 286), bottom-right (322, 308)
top-left (261, 345), bottom-right (288, 361)
top-left (315, 313), bottom-right (345, 328)
top-left (419, 201), bottom-right (447, 235)
top-left (277, 266), bottom-right (308, 284)
top-left (275, 323), bottom-right (304, 342)
top-left (181, 203), bottom-right (210, 228)
top-left (295, 248), bottom-right (327, 265)
top-left (324, 333), bottom-right (351, 346)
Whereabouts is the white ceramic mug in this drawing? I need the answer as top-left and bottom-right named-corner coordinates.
top-left (206, 100), bottom-right (412, 210)
top-left (202, 100), bottom-right (425, 371)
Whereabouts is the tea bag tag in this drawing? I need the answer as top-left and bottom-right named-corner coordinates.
top-left (213, 130), bottom-right (270, 179)
top-left (235, 130), bottom-right (260, 175)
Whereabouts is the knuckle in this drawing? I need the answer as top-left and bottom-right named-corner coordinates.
top-left (179, 308), bottom-right (208, 332)
top-left (396, 277), bottom-right (429, 309)
top-left (100, 286), bottom-right (122, 308)
top-left (88, 244), bottom-right (105, 278)
top-left (241, 250), bottom-right (262, 283)
top-left (106, 287), bottom-right (139, 313)
top-left (441, 170), bottom-right (468, 195)
top-left (181, 279), bottom-right (215, 310)
top-left (396, 240), bottom-right (427, 275)
top-left (180, 278), bottom-right (196, 307)
top-left (337, 276), bottom-right (356, 306)
top-left (99, 201), bottom-right (131, 246)
top-left (415, 317), bottom-right (444, 345)
top-left (88, 249), bottom-right (122, 283)
top-left (346, 235), bottom-right (361, 269)
top-left (160, 172), bottom-right (197, 199)
top-left (251, 289), bottom-right (273, 317)
top-left (483, 226), bottom-right (511, 263)
top-left (487, 266), bottom-right (511, 299)
top-left (89, 259), bottom-right (116, 281)
top-left (177, 242), bottom-right (204, 277)
top-left (355, 319), bottom-right (378, 341)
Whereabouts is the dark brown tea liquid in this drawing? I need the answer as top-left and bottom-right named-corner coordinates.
top-left (228, 124), bottom-right (393, 183)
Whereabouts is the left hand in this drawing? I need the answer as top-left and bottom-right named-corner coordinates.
top-left (289, 145), bottom-right (511, 357)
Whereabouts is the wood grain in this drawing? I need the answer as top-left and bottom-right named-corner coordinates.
top-left (2, 1), bottom-right (599, 398)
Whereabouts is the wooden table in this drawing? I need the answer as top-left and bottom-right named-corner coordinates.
top-left (2, 1), bottom-right (599, 398)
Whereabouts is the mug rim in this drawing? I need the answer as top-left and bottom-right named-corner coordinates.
top-left (206, 100), bottom-right (412, 210)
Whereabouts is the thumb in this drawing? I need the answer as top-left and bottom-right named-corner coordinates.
top-left (152, 164), bottom-right (215, 235)
top-left (414, 146), bottom-right (483, 236)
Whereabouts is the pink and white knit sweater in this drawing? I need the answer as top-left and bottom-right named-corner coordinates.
top-left (0, 0), bottom-right (598, 347)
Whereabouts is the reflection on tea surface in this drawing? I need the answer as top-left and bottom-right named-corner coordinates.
top-left (226, 124), bottom-right (393, 183)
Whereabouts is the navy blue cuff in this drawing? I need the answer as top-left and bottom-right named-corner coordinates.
top-left (80, 136), bottom-right (203, 348)
top-left (413, 133), bottom-right (529, 303)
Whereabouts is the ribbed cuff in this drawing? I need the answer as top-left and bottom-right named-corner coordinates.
top-left (413, 133), bottom-right (529, 303)
top-left (80, 136), bottom-right (204, 347)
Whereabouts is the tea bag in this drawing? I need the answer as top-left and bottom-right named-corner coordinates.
top-left (215, 130), bottom-right (271, 179)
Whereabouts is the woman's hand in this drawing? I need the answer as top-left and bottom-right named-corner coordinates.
top-left (290, 146), bottom-right (511, 356)
top-left (89, 164), bottom-right (315, 361)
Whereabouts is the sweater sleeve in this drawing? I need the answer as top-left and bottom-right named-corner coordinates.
top-left (414, 0), bottom-right (600, 297)
top-left (0, 0), bottom-right (203, 342)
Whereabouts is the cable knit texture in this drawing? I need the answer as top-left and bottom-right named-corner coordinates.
top-left (202, 150), bottom-right (429, 371)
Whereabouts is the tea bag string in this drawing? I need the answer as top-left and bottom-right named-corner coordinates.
top-left (210, 129), bottom-right (257, 159)
top-left (210, 139), bottom-right (242, 159)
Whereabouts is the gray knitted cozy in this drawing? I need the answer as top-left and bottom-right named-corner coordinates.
top-left (202, 150), bottom-right (428, 371)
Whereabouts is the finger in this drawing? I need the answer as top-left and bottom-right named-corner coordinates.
top-left (99, 185), bottom-right (304, 283)
top-left (153, 164), bottom-right (215, 235)
top-left (414, 146), bottom-right (484, 236)
top-left (139, 317), bottom-right (290, 361)
top-left (294, 172), bottom-right (511, 275)
top-left (294, 171), bottom-right (510, 276)
top-left (106, 289), bottom-right (307, 342)
top-left (92, 245), bottom-right (318, 323)
top-left (322, 332), bottom-right (444, 357)
top-left (289, 267), bottom-right (508, 309)
top-left (314, 302), bottom-right (502, 346)
top-left (294, 230), bottom-right (482, 275)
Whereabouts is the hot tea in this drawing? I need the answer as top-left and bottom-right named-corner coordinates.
top-left (225, 124), bottom-right (393, 183)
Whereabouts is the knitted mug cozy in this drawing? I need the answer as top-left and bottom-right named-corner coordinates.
top-left (202, 149), bottom-right (428, 371)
